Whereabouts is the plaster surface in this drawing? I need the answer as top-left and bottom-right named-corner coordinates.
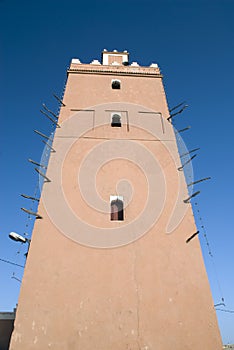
top-left (10, 54), bottom-right (222, 349)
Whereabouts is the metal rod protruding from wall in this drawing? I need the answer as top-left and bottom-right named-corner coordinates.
top-left (35, 168), bottom-right (51, 182)
top-left (40, 110), bottom-right (60, 127)
top-left (53, 93), bottom-right (66, 106)
top-left (180, 148), bottom-right (200, 158)
top-left (169, 101), bottom-right (186, 113)
top-left (178, 154), bottom-right (197, 171)
top-left (176, 126), bottom-right (191, 134)
top-left (186, 231), bottom-right (199, 243)
top-left (21, 194), bottom-right (40, 201)
top-left (184, 191), bottom-right (201, 203)
top-left (21, 207), bottom-right (42, 219)
top-left (188, 177), bottom-right (211, 187)
top-left (42, 140), bottom-right (56, 152)
top-left (11, 276), bottom-right (22, 283)
top-left (167, 104), bottom-right (188, 121)
top-left (28, 159), bottom-right (47, 169)
top-left (42, 103), bottom-right (58, 119)
top-left (214, 303), bottom-right (226, 307)
top-left (34, 130), bottom-right (51, 140)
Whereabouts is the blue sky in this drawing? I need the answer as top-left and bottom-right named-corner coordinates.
top-left (1, 0), bottom-right (234, 344)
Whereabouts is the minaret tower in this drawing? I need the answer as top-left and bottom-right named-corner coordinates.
top-left (10, 50), bottom-right (222, 349)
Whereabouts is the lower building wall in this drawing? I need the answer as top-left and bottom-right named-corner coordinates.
top-left (10, 103), bottom-right (222, 349)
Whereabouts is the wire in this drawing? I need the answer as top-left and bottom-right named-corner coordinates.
top-left (174, 121), bottom-right (225, 307)
top-left (0, 258), bottom-right (24, 268)
top-left (195, 202), bottom-right (213, 257)
top-left (216, 308), bottom-right (234, 314)
top-left (194, 202), bottom-right (225, 305)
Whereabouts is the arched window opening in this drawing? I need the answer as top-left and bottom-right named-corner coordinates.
top-left (111, 113), bottom-right (121, 127)
top-left (110, 197), bottom-right (124, 221)
top-left (112, 80), bottom-right (121, 89)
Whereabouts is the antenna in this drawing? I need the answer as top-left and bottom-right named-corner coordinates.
top-left (53, 93), bottom-right (66, 106)
top-left (40, 110), bottom-right (60, 127)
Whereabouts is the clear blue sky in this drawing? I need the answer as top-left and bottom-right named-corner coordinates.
top-left (1, 0), bottom-right (234, 344)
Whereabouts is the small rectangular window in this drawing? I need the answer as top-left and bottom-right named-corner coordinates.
top-left (110, 195), bottom-right (124, 221)
top-left (111, 113), bottom-right (121, 127)
top-left (112, 80), bottom-right (121, 89)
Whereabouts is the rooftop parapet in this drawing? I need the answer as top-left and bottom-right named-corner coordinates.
top-left (68, 49), bottom-right (161, 77)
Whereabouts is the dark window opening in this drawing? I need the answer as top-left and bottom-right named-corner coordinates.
top-left (112, 80), bottom-right (121, 89)
top-left (111, 114), bottom-right (121, 127)
top-left (111, 199), bottom-right (124, 221)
